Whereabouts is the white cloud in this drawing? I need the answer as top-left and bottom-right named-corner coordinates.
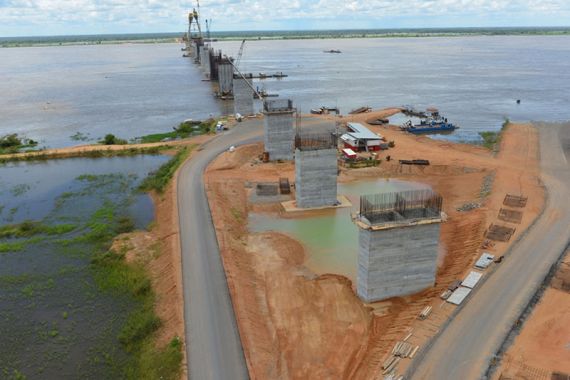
top-left (0, 0), bottom-right (569, 36)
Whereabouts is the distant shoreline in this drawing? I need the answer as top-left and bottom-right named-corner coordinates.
top-left (2, 27), bottom-right (570, 48)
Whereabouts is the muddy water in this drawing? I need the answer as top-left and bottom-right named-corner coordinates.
top-left (0, 155), bottom-right (168, 379)
top-left (249, 179), bottom-right (429, 281)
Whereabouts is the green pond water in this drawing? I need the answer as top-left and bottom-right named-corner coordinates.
top-left (249, 179), bottom-right (429, 281)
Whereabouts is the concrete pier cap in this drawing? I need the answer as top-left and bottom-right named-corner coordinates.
top-left (355, 189), bottom-right (443, 303)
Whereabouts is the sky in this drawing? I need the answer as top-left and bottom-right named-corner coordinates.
top-left (1, 0), bottom-right (569, 37)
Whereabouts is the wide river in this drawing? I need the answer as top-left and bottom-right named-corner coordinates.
top-left (1, 36), bottom-right (569, 147)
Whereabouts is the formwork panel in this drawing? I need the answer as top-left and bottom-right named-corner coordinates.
top-left (295, 148), bottom-right (338, 208)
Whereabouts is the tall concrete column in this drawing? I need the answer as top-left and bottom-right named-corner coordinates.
top-left (233, 76), bottom-right (254, 116)
top-left (218, 60), bottom-right (234, 95)
top-left (295, 139), bottom-right (338, 208)
top-left (263, 99), bottom-right (295, 160)
top-left (354, 190), bottom-right (443, 303)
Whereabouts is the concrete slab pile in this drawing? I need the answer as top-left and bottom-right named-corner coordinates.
top-left (354, 190), bottom-right (443, 303)
top-left (263, 99), bottom-right (296, 161)
top-left (294, 133), bottom-right (338, 208)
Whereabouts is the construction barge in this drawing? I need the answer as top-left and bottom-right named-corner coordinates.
top-left (400, 108), bottom-right (458, 134)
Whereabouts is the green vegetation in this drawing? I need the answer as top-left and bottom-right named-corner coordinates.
top-left (101, 134), bottom-right (128, 145)
top-left (230, 207), bottom-right (243, 221)
top-left (0, 241), bottom-right (25, 253)
top-left (0, 221), bottom-right (76, 238)
top-left (479, 131), bottom-right (501, 149)
top-left (479, 118), bottom-right (509, 151)
top-left (138, 119), bottom-right (216, 143)
top-left (0, 145), bottom-right (168, 164)
top-left (91, 248), bottom-right (181, 379)
top-left (0, 161), bottom-right (183, 378)
top-left (0, 134), bottom-right (38, 154)
top-left (139, 146), bottom-right (195, 193)
top-left (130, 337), bottom-right (183, 380)
top-left (70, 132), bottom-right (90, 142)
top-left (116, 217), bottom-right (135, 234)
top-left (10, 184), bottom-right (31, 197)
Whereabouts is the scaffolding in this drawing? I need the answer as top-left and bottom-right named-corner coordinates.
top-left (294, 132), bottom-right (337, 151)
top-left (359, 189), bottom-right (443, 225)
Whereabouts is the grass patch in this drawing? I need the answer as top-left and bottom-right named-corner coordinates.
top-left (70, 132), bottom-right (90, 142)
top-left (0, 133), bottom-right (38, 155)
top-left (479, 131), bottom-right (501, 149)
top-left (137, 119), bottom-right (216, 144)
top-left (230, 208), bottom-right (243, 221)
top-left (0, 221), bottom-right (76, 238)
top-left (127, 336), bottom-right (183, 380)
top-left (100, 134), bottom-right (128, 145)
top-left (0, 145), bottom-right (168, 165)
top-left (118, 308), bottom-right (161, 349)
top-left (0, 274), bottom-right (32, 285)
top-left (91, 248), bottom-right (182, 379)
top-left (479, 118), bottom-right (509, 151)
top-left (138, 132), bottom-right (178, 144)
top-left (0, 241), bottom-right (25, 253)
top-left (138, 146), bottom-right (195, 193)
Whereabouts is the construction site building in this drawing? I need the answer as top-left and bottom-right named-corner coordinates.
top-left (355, 190), bottom-right (443, 303)
top-left (295, 134), bottom-right (338, 208)
top-left (233, 75), bottom-right (254, 116)
top-left (263, 99), bottom-right (295, 160)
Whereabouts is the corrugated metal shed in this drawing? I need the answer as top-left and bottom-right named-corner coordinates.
top-left (462, 271), bottom-right (483, 289)
top-left (447, 286), bottom-right (472, 305)
top-left (475, 253), bottom-right (495, 269)
top-left (346, 122), bottom-right (381, 140)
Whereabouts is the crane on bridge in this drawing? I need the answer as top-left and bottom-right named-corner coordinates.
top-left (235, 39), bottom-right (246, 69)
top-left (205, 19), bottom-right (212, 40)
top-left (188, 1), bottom-right (202, 40)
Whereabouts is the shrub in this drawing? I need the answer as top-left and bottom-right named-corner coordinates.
top-left (101, 134), bottom-right (128, 145)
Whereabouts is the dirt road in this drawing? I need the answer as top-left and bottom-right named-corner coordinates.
top-left (408, 122), bottom-right (570, 380)
top-left (177, 119), bottom-right (263, 380)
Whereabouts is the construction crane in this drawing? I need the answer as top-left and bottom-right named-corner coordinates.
top-left (205, 19), bottom-right (212, 40)
top-left (188, 1), bottom-right (202, 39)
top-left (235, 39), bottom-right (246, 68)
top-left (226, 54), bottom-right (264, 101)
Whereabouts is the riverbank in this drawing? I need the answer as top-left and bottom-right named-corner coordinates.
top-left (0, 135), bottom-right (213, 163)
top-left (203, 109), bottom-right (544, 379)
top-left (3, 27), bottom-right (570, 48)
top-left (101, 134), bottom-right (218, 379)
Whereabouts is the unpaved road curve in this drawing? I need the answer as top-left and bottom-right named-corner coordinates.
top-left (177, 119), bottom-right (263, 380)
top-left (408, 123), bottom-right (570, 380)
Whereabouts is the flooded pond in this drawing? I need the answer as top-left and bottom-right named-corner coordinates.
top-left (249, 179), bottom-right (429, 281)
top-left (0, 154), bottom-right (168, 379)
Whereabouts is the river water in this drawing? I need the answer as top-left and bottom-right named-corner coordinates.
top-left (0, 155), bottom-right (168, 378)
top-left (1, 36), bottom-right (570, 147)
